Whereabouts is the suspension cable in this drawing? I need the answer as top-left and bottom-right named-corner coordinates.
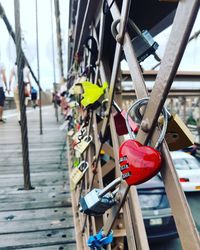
top-left (50, 0), bottom-right (59, 122)
top-left (14, 0), bottom-right (33, 190)
top-left (35, 0), bottom-right (43, 134)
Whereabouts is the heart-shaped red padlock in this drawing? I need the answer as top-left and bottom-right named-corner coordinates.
top-left (118, 97), bottom-right (168, 186)
top-left (119, 139), bottom-right (162, 185)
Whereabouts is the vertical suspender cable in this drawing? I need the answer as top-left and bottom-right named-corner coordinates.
top-left (35, 0), bottom-right (43, 134)
top-left (54, 0), bottom-right (64, 79)
top-left (14, 0), bottom-right (32, 190)
top-left (50, 0), bottom-right (59, 122)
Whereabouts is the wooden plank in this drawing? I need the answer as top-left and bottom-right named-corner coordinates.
top-left (0, 198), bottom-right (72, 212)
top-left (0, 217), bottom-right (74, 234)
top-left (0, 207), bottom-right (72, 221)
top-left (0, 165), bottom-right (67, 175)
top-left (0, 174), bottom-right (67, 188)
top-left (0, 106), bottom-right (75, 249)
top-left (0, 185), bottom-right (68, 195)
top-left (19, 244), bottom-right (77, 250)
top-left (0, 229), bottom-right (75, 249)
top-left (0, 191), bottom-right (71, 203)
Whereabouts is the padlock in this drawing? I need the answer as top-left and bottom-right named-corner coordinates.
top-left (119, 98), bottom-right (168, 186)
top-left (68, 100), bottom-right (79, 108)
top-left (113, 101), bottom-right (139, 136)
top-left (79, 177), bottom-right (121, 216)
top-left (87, 229), bottom-right (113, 249)
top-left (74, 135), bottom-right (93, 155)
top-left (111, 18), bottom-right (159, 63)
top-left (70, 161), bottom-right (89, 190)
top-left (69, 76), bottom-right (87, 95)
top-left (67, 129), bottom-right (74, 137)
top-left (159, 113), bottom-right (194, 151)
top-left (72, 126), bottom-right (87, 146)
top-left (80, 81), bottom-right (108, 107)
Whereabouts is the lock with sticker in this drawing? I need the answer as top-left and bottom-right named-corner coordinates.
top-left (119, 97), bottom-right (168, 186)
top-left (79, 177), bottom-right (122, 216)
top-left (74, 135), bottom-right (93, 155)
top-left (113, 101), bottom-right (139, 136)
top-left (70, 161), bottom-right (89, 190)
top-left (159, 112), bottom-right (194, 151)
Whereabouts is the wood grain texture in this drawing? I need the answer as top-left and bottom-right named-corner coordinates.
top-left (0, 106), bottom-right (76, 249)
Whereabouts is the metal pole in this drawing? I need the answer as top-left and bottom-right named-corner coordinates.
top-left (50, 0), bottom-right (59, 122)
top-left (35, 0), bottom-right (43, 135)
top-left (14, 0), bottom-right (32, 190)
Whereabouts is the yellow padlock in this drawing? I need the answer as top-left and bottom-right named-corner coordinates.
top-left (160, 113), bottom-right (194, 151)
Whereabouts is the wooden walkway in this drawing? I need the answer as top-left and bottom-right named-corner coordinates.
top-left (0, 106), bottom-right (76, 250)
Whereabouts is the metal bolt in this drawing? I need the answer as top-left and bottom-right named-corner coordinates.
top-left (141, 118), bottom-right (150, 132)
top-left (117, 223), bottom-right (123, 229)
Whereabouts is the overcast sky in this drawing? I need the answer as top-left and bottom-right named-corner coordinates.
top-left (0, 0), bottom-right (69, 91)
top-left (0, 1), bottom-right (200, 92)
top-left (122, 10), bottom-right (200, 72)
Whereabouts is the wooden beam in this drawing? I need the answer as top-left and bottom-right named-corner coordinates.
top-left (122, 70), bottom-right (200, 82)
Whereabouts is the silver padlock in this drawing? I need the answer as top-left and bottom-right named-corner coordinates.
top-left (79, 177), bottom-right (122, 216)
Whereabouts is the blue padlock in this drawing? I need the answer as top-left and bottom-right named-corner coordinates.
top-left (87, 229), bottom-right (113, 249)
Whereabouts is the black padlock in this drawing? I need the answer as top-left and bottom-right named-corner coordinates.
top-left (111, 18), bottom-right (159, 63)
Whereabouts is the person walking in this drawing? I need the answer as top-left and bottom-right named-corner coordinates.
top-left (9, 61), bottom-right (31, 125)
top-left (30, 86), bottom-right (38, 108)
top-left (0, 62), bottom-right (8, 123)
top-left (23, 63), bottom-right (31, 106)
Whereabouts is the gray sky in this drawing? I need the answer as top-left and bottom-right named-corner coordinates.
top-left (122, 10), bottom-right (200, 72)
top-left (0, 2), bottom-right (200, 92)
top-left (0, 0), bottom-right (69, 91)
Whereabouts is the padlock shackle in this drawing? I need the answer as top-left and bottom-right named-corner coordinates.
top-left (78, 161), bottom-right (89, 172)
top-left (111, 18), bottom-right (141, 41)
top-left (125, 97), bottom-right (168, 150)
top-left (112, 100), bottom-right (122, 113)
top-left (98, 177), bottom-right (122, 198)
top-left (84, 135), bottom-right (92, 142)
top-left (128, 18), bottom-right (141, 36)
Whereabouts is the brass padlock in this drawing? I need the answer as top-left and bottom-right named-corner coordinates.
top-left (160, 113), bottom-right (194, 151)
top-left (69, 76), bottom-right (86, 95)
top-left (74, 135), bottom-right (93, 155)
top-left (70, 161), bottom-right (89, 190)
